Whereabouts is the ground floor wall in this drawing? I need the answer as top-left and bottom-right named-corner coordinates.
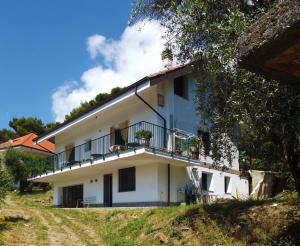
top-left (52, 162), bottom-right (249, 207)
top-left (187, 167), bottom-right (249, 200)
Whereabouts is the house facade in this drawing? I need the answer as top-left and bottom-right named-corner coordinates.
top-left (31, 65), bottom-right (249, 207)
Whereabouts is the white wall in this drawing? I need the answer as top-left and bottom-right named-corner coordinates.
top-left (53, 174), bottom-right (102, 206)
top-left (54, 75), bottom-right (202, 155)
top-left (53, 161), bottom-right (248, 207)
top-left (52, 72), bottom-right (243, 201)
top-left (157, 164), bottom-right (188, 203)
top-left (187, 166), bottom-right (249, 199)
top-left (53, 163), bottom-right (161, 206)
top-left (54, 86), bottom-right (160, 154)
top-left (156, 75), bottom-right (240, 170)
top-left (53, 74), bottom-right (240, 171)
top-left (113, 164), bottom-right (159, 203)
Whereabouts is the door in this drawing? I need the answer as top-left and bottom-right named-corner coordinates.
top-left (103, 174), bottom-right (113, 207)
top-left (65, 144), bottom-right (75, 163)
top-left (110, 120), bottom-right (129, 146)
top-left (62, 184), bottom-right (83, 208)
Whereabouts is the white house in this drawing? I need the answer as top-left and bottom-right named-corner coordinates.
top-left (30, 64), bottom-right (249, 207)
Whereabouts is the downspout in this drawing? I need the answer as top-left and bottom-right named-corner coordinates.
top-left (135, 86), bottom-right (167, 148)
top-left (167, 164), bottom-right (170, 206)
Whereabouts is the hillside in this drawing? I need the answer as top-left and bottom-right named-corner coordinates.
top-left (0, 190), bottom-right (299, 246)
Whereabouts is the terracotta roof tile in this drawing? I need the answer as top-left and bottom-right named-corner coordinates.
top-left (0, 133), bottom-right (55, 153)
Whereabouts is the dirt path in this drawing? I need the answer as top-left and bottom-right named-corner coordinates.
top-left (50, 210), bottom-right (105, 246)
top-left (32, 209), bottom-right (68, 246)
top-left (1, 195), bottom-right (93, 246)
top-left (44, 210), bottom-right (88, 246)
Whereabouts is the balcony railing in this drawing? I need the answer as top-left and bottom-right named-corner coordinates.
top-left (45, 121), bottom-right (203, 174)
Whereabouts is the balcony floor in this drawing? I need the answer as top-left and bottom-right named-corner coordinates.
top-left (30, 147), bottom-right (230, 183)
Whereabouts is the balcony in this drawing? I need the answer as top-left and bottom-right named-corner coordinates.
top-left (43, 121), bottom-right (204, 174)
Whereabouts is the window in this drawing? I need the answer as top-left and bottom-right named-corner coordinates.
top-left (202, 132), bottom-right (210, 156)
top-left (225, 176), bottom-right (231, 194)
top-left (65, 144), bottom-right (75, 162)
top-left (84, 139), bottom-right (91, 152)
top-left (119, 167), bottom-right (136, 192)
top-left (174, 76), bottom-right (188, 99)
top-left (202, 172), bottom-right (213, 191)
top-left (114, 129), bottom-right (125, 145)
top-left (202, 173), bottom-right (208, 191)
top-left (157, 94), bottom-right (165, 107)
top-left (198, 130), bottom-right (210, 156)
top-left (110, 121), bottom-right (129, 146)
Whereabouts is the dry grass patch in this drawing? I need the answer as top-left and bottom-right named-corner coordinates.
top-left (0, 190), bottom-right (299, 246)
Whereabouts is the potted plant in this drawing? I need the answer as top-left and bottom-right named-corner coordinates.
top-left (135, 130), bottom-right (153, 147)
top-left (175, 138), bottom-right (183, 155)
top-left (188, 137), bottom-right (201, 160)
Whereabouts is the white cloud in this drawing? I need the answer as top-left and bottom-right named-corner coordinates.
top-left (52, 20), bottom-right (166, 122)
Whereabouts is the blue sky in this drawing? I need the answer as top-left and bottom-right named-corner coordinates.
top-left (0, 0), bottom-right (143, 129)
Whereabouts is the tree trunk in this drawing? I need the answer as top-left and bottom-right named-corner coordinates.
top-left (285, 146), bottom-right (300, 194)
top-left (290, 162), bottom-right (300, 194)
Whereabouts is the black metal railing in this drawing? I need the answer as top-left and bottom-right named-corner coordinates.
top-left (43, 121), bottom-right (204, 174)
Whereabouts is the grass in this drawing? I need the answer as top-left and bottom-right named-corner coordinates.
top-left (0, 190), bottom-right (299, 245)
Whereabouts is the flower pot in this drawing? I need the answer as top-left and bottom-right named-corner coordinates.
top-left (175, 149), bottom-right (182, 155)
top-left (191, 151), bottom-right (199, 160)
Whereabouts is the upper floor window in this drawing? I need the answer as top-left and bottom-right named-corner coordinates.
top-left (84, 139), bottom-right (91, 152)
top-left (198, 129), bottom-right (210, 156)
top-left (174, 76), bottom-right (188, 99)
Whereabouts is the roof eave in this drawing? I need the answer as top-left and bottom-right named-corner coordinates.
top-left (35, 64), bottom-right (191, 143)
top-left (35, 77), bottom-right (151, 143)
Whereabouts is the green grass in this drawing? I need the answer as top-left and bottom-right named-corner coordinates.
top-left (1, 190), bottom-right (299, 246)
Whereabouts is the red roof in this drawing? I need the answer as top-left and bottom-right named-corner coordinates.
top-left (0, 133), bottom-right (55, 153)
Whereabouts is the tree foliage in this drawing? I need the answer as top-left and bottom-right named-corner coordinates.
top-left (0, 117), bottom-right (59, 143)
top-left (0, 128), bottom-right (16, 143)
top-left (0, 163), bottom-right (12, 203)
top-left (132, 0), bottom-right (300, 193)
top-left (4, 148), bottom-right (51, 192)
top-left (9, 117), bottom-right (46, 136)
top-left (64, 87), bottom-right (124, 121)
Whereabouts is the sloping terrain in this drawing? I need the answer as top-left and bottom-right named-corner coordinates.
top-left (0, 190), bottom-right (299, 246)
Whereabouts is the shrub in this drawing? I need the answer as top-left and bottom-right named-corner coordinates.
top-left (0, 165), bottom-right (12, 203)
top-left (135, 130), bottom-right (153, 139)
top-left (4, 148), bottom-right (51, 192)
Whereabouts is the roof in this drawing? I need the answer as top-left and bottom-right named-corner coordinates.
top-left (0, 133), bottom-right (55, 153)
top-left (237, 0), bottom-right (300, 84)
top-left (35, 64), bottom-right (190, 142)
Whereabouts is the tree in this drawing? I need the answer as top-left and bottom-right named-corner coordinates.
top-left (132, 0), bottom-right (300, 193)
top-left (0, 163), bottom-right (12, 202)
top-left (9, 117), bottom-right (46, 136)
top-left (0, 117), bottom-right (59, 143)
top-left (64, 87), bottom-right (125, 121)
top-left (0, 129), bottom-right (16, 143)
top-left (4, 148), bottom-right (51, 192)
top-left (45, 122), bottom-right (60, 132)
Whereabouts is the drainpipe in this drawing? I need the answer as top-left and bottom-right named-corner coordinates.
top-left (167, 164), bottom-right (170, 206)
top-left (135, 86), bottom-right (167, 148)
